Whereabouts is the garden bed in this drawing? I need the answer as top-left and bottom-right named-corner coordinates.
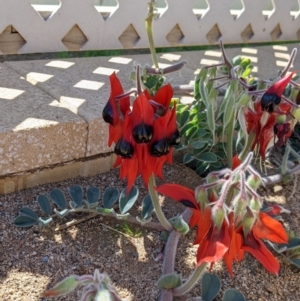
top-left (1, 157), bottom-right (300, 301)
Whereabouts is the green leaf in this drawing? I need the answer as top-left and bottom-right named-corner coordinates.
top-left (176, 104), bottom-right (188, 113)
top-left (289, 258), bottom-right (300, 268)
top-left (103, 187), bottom-right (119, 209)
top-left (87, 186), bottom-right (100, 204)
top-left (242, 64), bottom-right (253, 78)
top-left (223, 80), bottom-right (238, 129)
top-left (96, 207), bottom-right (113, 215)
top-left (183, 153), bottom-right (195, 164)
top-left (191, 141), bottom-right (207, 149)
top-left (196, 163), bottom-right (209, 176)
top-left (199, 79), bottom-right (208, 105)
top-left (14, 215), bottom-right (37, 227)
top-left (49, 188), bottom-right (67, 209)
top-left (54, 208), bottom-right (69, 218)
top-left (45, 275), bottom-right (79, 297)
top-left (119, 186), bottom-right (139, 214)
top-left (37, 195), bottom-right (51, 215)
top-left (292, 108), bottom-right (300, 123)
top-left (222, 289), bottom-right (246, 301)
top-left (141, 194), bottom-right (154, 219)
top-left (19, 207), bottom-right (38, 220)
top-left (156, 273), bottom-right (182, 289)
top-left (68, 185), bottom-right (83, 207)
top-left (169, 215), bottom-right (189, 234)
top-left (201, 273), bottom-right (221, 301)
top-left (38, 217), bottom-right (53, 226)
top-left (198, 152), bottom-right (217, 163)
top-left (180, 110), bottom-right (190, 127)
top-left (207, 102), bottom-right (215, 142)
top-left (278, 238), bottom-right (300, 252)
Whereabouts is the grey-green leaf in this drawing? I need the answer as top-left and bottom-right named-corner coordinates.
top-left (14, 215), bottom-right (38, 227)
top-left (222, 289), bottom-right (246, 301)
top-left (201, 273), bottom-right (221, 301)
top-left (49, 188), bottom-right (67, 209)
top-left (87, 186), bottom-right (100, 204)
top-left (37, 194), bottom-right (51, 215)
top-left (141, 194), bottom-right (154, 219)
top-left (183, 153), bottom-right (194, 164)
top-left (156, 273), bottom-right (182, 289)
top-left (191, 141), bottom-right (207, 149)
top-left (19, 207), bottom-right (38, 220)
top-left (68, 185), bottom-right (83, 207)
top-left (289, 258), bottom-right (300, 268)
top-left (103, 187), bottom-right (119, 209)
top-left (198, 152), bottom-right (217, 163)
top-left (119, 186), bottom-right (139, 214)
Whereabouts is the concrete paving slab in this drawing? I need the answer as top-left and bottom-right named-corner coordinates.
top-left (4, 54), bottom-right (195, 156)
top-left (0, 63), bottom-right (87, 175)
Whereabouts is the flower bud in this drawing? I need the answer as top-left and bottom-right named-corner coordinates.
top-left (212, 203), bottom-right (226, 231)
top-left (246, 174), bottom-right (261, 191)
top-left (242, 207), bottom-right (256, 237)
top-left (249, 197), bottom-right (261, 212)
top-left (232, 193), bottom-right (247, 223)
top-left (194, 187), bottom-right (208, 213)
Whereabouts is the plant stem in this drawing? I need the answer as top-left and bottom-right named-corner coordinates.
top-left (145, 0), bottom-right (159, 69)
top-left (239, 131), bottom-right (256, 162)
top-left (226, 109), bottom-right (236, 169)
top-left (159, 209), bottom-right (192, 301)
top-left (148, 174), bottom-right (173, 231)
top-left (173, 262), bottom-right (207, 296)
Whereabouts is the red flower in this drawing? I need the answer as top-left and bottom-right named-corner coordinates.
top-left (102, 74), bottom-right (180, 192)
top-left (156, 184), bottom-right (288, 276)
top-left (261, 73), bottom-right (294, 112)
top-left (224, 211), bottom-right (287, 275)
top-left (244, 101), bottom-right (276, 159)
top-left (274, 121), bottom-right (293, 148)
top-left (102, 72), bottom-right (130, 147)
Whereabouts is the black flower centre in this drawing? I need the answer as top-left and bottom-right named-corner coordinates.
top-left (114, 138), bottom-right (134, 158)
top-left (102, 103), bottom-right (114, 125)
top-left (169, 129), bottom-right (180, 146)
top-left (132, 123), bottom-right (153, 143)
top-left (150, 138), bottom-right (170, 157)
top-left (261, 93), bottom-right (281, 112)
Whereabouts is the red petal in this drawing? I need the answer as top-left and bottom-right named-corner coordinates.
top-left (232, 155), bottom-right (241, 170)
top-left (132, 94), bottom-right (154, 126)
top-left (155, 183), bottom-right (196, 206)
top-left (253, 212), bottom-right (288, 243)
top-left (266, 73), bottom-right (295, 97)
top-left (153, 84), bottom-right (173, 108)
top-left (196, 223), bottom-right (230, 265)
top-left (194, 207), bottom-right (212, 245)
top-left (242, 232), bottom-right (280, 275)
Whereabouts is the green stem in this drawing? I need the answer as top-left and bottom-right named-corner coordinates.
top-left (145, 0), bottom-right (159, 69)
top-left (172, 263), bottom-right (207, 296)
top-left (239, 131), bottom-right (256, 162)
top-left (148, 173), bottom-right (173, 231)
top-left (226, 109), bottom-right (236, 169)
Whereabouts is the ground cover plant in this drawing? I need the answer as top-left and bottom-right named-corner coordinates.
top-left (11, 1), bottom-right (300, 300)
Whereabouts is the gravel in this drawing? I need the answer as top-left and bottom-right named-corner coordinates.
top-left (0, 159), bottom-right (300, 301)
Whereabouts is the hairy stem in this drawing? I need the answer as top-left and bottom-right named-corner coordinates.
top-left (145, 0), bottom-right (159, 69)
top-left (148, 173), bottom-right (173, 231)
top-left (173, 262), bottom-right (207, 296)
top-left (159, 209), bottom-right (192, 301)
top-left (226, 109), bottom-right (236, 169)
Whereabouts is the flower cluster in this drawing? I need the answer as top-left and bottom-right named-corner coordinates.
top-left (156, 153), bottom-right (288, 275)
top-left (245, 73), bottom-right (295, 159)
top-left (102, 72), bottom-right (180, 191)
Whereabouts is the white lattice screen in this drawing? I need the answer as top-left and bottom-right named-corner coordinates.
top-left (0, 0), bottom-right (299, 55)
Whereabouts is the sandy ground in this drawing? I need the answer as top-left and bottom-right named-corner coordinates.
top-left (0, 159), bottom-right (300, 301)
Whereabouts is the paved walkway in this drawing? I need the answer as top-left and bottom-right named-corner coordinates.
top-left (0, 43), bottom-right (299, 193)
